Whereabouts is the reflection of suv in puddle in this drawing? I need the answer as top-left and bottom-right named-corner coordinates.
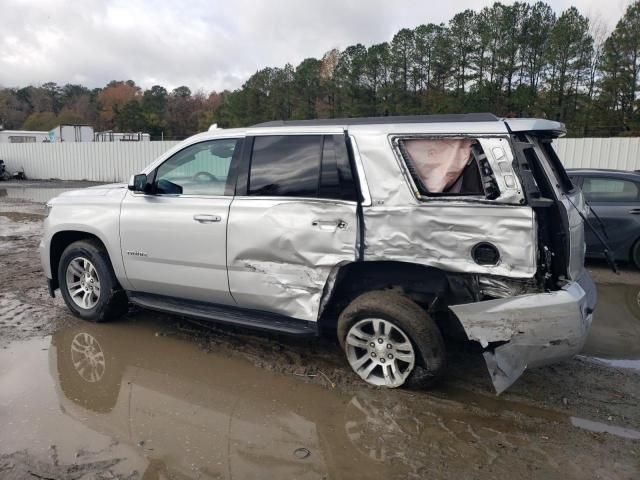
top-left (51, 322), bottom-right (416, 479)
top-left (49, 321), bottom-right (612, 478)
top-left (41, 114), bottom-right (596, 392)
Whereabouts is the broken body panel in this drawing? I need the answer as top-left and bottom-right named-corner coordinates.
top-left (41, 115), bottom-right (595, 393)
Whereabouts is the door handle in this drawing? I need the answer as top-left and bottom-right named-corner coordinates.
top-left (629, 209), bottom-right (640, 215)
top-left (311, 219), bottom-right (347, 231)
top-left (193, 214), bottom-right (222, 223)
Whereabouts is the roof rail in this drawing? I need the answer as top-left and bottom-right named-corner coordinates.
top-left (252, 113), bottom-right (500, 127)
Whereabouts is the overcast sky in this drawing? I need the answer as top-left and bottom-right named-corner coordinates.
top-left (0, 0), bottom-right (633, 93)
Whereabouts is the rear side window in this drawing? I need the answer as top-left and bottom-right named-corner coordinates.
top-left (248, 135), bottom-right (357, 201)
top-left (397, 137), bottom-right (499, 199)
top-left (582, 177), bottom-right (639, 202)
top-left (249, 135), bottom-right (320, 197)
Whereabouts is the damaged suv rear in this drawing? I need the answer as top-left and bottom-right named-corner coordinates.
top-left (41, 113), bottom-right (597, 394)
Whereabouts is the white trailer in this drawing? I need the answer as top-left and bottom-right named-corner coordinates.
top-left (94, 131), bottom-right (151, 142)
top-left (0, 130), bottom-right (49, 143)
top-left (48, 125), bottom-right (94, 142)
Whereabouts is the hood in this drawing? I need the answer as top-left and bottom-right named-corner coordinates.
top-left (48, 183), bottom-right (127, 205)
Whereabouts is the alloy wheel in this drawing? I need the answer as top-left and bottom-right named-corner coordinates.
top-left (345, 318), bottom-right (415, 387)
top-left (66, 257), bottom-right (101, 310)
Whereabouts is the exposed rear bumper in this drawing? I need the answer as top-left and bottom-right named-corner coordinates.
top-left (450, 270), bottom-right (596, 394)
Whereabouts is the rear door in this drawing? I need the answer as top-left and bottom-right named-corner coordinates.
top-left (227, 133), bottom-right (359, 321)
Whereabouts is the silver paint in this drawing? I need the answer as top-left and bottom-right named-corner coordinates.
top-left (450, 276), bottom-right (594, 394)
top-left (363, 204), bottom-right (536, 277)
top-left (226, 197), bottom-right (357, 321)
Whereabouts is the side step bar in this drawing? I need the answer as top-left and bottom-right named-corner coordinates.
top-left (128, 292), bottom-right (318, 336)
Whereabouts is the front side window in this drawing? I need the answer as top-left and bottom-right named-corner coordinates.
top-left (582, 177), bottom-right (639, 202)
top-left (155, 139), bottom-right (239, 195)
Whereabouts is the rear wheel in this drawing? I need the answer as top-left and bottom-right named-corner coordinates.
top-left (58, 239), bottom-right (129, 322)
top-left (337, 291), bottom-right (446, 389)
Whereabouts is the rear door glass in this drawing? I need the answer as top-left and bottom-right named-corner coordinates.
top-left (248, 135), bottom-right (321, 197)
top-left (248, 134), bottom-right (357, 201)
top-left (318, 135), bottom-right (358, 201)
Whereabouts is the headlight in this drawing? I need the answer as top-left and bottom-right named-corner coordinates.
top-left (44, 203), bottom-right (53, 217)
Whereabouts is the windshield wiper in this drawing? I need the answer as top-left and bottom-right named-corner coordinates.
top-left (564, 193), bottom-right (618, 273)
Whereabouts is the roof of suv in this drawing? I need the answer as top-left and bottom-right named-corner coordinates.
top-left (253, 113), bottom-right (500, 126)
top-left (252, 114), bottom-right (566, 135)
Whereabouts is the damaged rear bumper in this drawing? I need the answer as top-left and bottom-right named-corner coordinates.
top-left (450, 270), bottom-right (596, 394)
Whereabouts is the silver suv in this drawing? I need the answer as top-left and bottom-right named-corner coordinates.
top-left (40, 113), bottom-right (597, 393)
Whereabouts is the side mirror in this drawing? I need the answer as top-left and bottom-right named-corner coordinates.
top-left (128, 173), bottom-right (149, 193)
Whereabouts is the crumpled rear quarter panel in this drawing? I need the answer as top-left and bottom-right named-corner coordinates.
top-left (363, 204), bottom-right (536, 277)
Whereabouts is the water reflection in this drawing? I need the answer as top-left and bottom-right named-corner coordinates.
top-left (33, 319), bottom-right (633, 479)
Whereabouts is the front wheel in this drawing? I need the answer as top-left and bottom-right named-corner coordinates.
top-left (58, 239), bottom-right (129, 322)
top-left (337, 291), bottom-right (446, 389)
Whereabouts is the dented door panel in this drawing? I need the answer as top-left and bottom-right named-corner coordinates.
top-left (227, 198), bottom-right (357, 321)
top-left (450, 270), bottom-right (596, 394)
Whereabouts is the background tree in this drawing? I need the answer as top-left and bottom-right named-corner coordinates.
top-left (1, 1), bottom-right (638, 138)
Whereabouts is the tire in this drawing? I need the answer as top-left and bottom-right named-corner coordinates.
top-left (631, 239), bottom-right (640, 270)
top-left (58, 239), bottom-right (129, 322)
top-left (337, 290), bottom-right (446, 389)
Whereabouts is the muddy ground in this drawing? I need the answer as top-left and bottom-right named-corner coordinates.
top-left (0, 180), bottom-right (638, 479)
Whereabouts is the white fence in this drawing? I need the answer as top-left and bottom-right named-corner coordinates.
top-left (553, 137), bottom-right (640, 171)
top-left (0, 137), bottom-right (639, 182)
top-left (0, 141), bottom-right (180, 182)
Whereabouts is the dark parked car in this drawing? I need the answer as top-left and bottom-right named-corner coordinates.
top-left (568, 168), bottom-right (640, 268)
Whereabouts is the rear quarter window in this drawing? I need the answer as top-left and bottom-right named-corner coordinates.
top-left (396, 137), bottom-right (499, 199)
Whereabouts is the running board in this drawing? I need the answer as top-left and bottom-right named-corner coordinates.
top-left (128, 292), bottom-right (318, 336)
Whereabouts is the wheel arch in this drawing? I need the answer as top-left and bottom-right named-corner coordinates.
top-left (318, 260), bottom-right (453, 333)
top-left (49, 230), bottom-right (111, 290)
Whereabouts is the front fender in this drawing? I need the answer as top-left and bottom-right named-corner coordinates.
top-left (40, 187), bottom-right (131, 290)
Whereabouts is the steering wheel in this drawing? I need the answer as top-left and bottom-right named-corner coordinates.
top-left (192, 171), bottom-right (217, 182)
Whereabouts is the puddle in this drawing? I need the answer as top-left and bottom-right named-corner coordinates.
top-left (582, 283), bottom-right (640, 360)
top-left (1, 320), bottom-right (638, 479)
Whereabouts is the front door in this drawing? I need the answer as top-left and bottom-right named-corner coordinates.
top-left (227, 134), bottom-right (359, 321)
top-left (120, 137), bottom-right (242, 304)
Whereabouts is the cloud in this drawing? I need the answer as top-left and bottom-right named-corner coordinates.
top-left (0, 0), bottom-right (630, 93)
